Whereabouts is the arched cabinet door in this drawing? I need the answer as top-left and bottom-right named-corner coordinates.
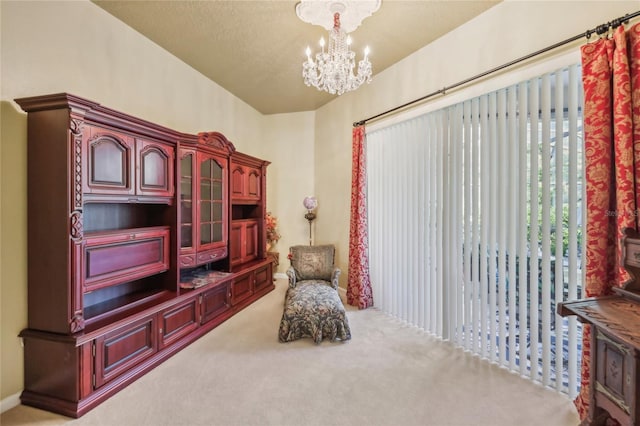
top-left (82, 126), bottom-right (135, 196)
top-left (81, 126), bottom-right (175, 200)
top-left (230, 165), bottom-right (246, 199)
top-left (230, 164), bottom-right (261, 202)
top-left (136, 139), bottom-right (175, 198)
top-left (246, 168), bottom-right (261, 200)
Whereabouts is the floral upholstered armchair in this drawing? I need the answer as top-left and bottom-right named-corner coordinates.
top-left (278, 245), bottom-right (351, 344)
top-left (285, 244), bottom-right (340, 289)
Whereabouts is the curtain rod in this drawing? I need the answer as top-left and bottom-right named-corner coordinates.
top-left (353, 10), bottom-right (640, 128)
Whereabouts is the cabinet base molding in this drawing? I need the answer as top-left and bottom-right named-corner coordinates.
top-left (19, 260), bottom-right (274, 418)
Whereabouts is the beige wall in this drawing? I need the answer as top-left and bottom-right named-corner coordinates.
top-left (314, 0), bottom-right (640, 283)
top-left (2, 0), bottom-right (639, 408)
top-left (0, 102), bottom-right (27, 407)
top-left (263, 112), bottom-right (316, 272)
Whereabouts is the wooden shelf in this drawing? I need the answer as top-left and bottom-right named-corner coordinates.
top-left (179, 268), bottom-right (233, 290)
top-left (84, 289), bottom-right (174, 331)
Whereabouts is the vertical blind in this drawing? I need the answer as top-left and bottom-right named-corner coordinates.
top-left (367, 64), bottom-right (584, 396)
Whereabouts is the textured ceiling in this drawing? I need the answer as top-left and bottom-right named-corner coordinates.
top-left (92, 1), bottom-right (501, 115)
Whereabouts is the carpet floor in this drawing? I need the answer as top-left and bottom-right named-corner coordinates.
top-left (1, 278), bottom-right (580, 426)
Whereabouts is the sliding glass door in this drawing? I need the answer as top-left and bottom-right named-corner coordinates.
top-left (367, 64), bottom-right (584, 397)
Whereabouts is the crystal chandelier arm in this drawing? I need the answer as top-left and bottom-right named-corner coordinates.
top-left (300, 11), bottom-right (373, 95)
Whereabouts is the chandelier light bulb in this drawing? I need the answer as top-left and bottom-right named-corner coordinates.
top-left (301, 12), bottom-right (373, 96)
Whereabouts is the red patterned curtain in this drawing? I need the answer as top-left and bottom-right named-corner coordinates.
top-left (576, 22), bottom-right (640, 420)
top-left (347, 125), bottom-right (374, 309)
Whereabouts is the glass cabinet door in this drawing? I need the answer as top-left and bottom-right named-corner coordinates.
top-left (180, 151), bottom-right (195, 252)
top-left (198, 153), bottom-right (225, 249)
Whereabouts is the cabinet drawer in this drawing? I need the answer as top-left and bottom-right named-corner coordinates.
top-left (84, 227), bottom-right (170, 292)
top-left (179, 254), bottom-right (196, 268)
top-left (160, 298), bottom-right (199, 349)
top-left (94, 315), bottom-right (157, 388)
top-left (197, 247), bottom-right (227, 264)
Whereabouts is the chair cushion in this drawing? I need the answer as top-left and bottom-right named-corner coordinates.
top-left (290, 245), bottom-right (334, 281)
top-left (278, 280), bottom-right (351, 344)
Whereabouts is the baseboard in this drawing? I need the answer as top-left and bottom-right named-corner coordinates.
top-left (1, 392), bottom-right (21, 413)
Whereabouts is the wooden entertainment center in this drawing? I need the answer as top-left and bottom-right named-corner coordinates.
top-left (15, 93), bottom-right (275, 418)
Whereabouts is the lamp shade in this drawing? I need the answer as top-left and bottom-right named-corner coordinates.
top-left (303, 196), bottom-right (318, 210)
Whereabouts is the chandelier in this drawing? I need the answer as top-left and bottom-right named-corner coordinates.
top-left (296, 1), bottom-right (380, 95)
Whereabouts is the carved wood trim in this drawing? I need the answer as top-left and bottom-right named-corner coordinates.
top-left (197, 131), bottom-right (236, 154)
top-left (70, 313), bottom-right (85, 334)
top-left (70, 210), bottom-right (83, 241)
top-left (71, 119), bottom-right (84, 209)
top-left (70, 239), bottom-right (85, 333)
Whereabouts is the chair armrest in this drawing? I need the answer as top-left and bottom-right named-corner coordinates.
top-left (286, 267), bottom-right (297, 288)
top-left (331, 267), bottom-right (341, 290)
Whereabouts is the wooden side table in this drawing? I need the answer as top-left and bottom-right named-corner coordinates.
top-left (558, 295), bottom-right (640, 425)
